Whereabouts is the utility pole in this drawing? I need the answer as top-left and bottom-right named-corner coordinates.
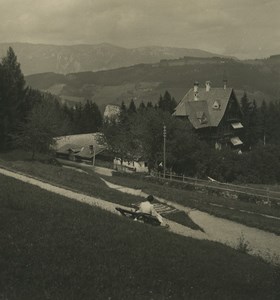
top-left (163, 124), bottom-right (166, 178)
top-left (90, 145), bottom-right (95, 169)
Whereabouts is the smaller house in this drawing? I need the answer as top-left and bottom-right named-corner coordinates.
top-left (103, 105), bottom-right (121, 123)
top-left (113, 158), bottom-right (148, 173)
top-left (53, 133), bottom-right (106, 165)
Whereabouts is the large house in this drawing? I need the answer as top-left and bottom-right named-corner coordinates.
top-left (173, 81), bottom-right (243, 150)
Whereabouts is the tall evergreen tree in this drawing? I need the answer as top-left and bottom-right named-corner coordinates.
top-left (240, 92), bottom-right (258, 148)
top-left (158, 91), bottom-right (177, 113)
top-left (146, 101), bottom-right (154, 109)
top-left (266, 101), bottom-right (280, 145)
top-left (0, 47), bottom-right (26, 149)
top-left (120, 101), bottom-right (127, 112)
top-left (128, 99), bottom-right (137, 114)
top-left (79, 100), bottom-right (103, 133)
top-left (14, 100), bottom-right (69, 159)
top-left (138, 101), bottom-right (146, 112)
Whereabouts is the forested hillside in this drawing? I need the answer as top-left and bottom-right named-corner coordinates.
top-left (3, 47), bottom-right (280, 184)
top-left (0, 47), bottom-right (102, 155)
top-left (26, 57), bottom-right (280, 110)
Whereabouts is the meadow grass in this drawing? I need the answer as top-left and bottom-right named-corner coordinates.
top-left (102, 173), bottom-right (280, 235)
top-left (1, 150), bottom-right (280, 235)
top-left (0, 152), bottom-right (200, 230)
top-left (0, 175), bottom-right (279, 300)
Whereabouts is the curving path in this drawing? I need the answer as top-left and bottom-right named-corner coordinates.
top-left (102, 179), bottom-right (280, 264)
top-left (1, 166), bottom-right (279, 264)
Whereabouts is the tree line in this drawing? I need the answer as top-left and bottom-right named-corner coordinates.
top-left (103, 91), bottom-right (280, 184)
top-left (2, 47), bottom-right (280, 184)
top-left (0, 47), bottom-right (102, 157)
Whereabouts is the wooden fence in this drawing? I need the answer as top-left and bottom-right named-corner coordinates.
top-left (151, 170), bottom-right (280, 205)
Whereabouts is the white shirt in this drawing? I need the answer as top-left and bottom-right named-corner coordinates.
top-left (137, 201), bottom-right (164, 224)
top-left (138, 201), bottom-right (155, 215)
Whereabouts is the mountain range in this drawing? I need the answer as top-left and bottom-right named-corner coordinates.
top-left (26, 55), bottom-right (280, 111)
top-left (2, 42), bottom-right (279, 110)
top-left (0, 42), bottom-right (227, 75)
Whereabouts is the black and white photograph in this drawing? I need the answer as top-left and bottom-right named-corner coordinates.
top-left (0, 0), bottom-right (280, 299)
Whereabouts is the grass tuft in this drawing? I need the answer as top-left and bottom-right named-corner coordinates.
top-left (236, 232), bottom-right (252, 254)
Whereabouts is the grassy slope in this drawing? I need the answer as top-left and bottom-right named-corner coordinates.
top-left (0, 175), bottom-right (279, 300)
top-left (0, 153), bottom-right (201, 231)
top-left (1, 150), bottom-right (280, 234)
top-left (104, 174), bottom-right (280, 235)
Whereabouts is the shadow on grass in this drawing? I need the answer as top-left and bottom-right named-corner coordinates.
top-left (163, 210), bottom-right (205, 232)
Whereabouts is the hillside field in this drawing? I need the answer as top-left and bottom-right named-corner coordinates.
top-left (1, 150), bottom-right (280, 236)
top-left (1, 173), bottom-right (279, 300)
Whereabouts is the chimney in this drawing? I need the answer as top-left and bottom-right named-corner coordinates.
top-left (223, 79), bottom-right (227, 90)
top-left (205, 81), bottom-right (211, 92)
top-left (194, 81), bottom-right (199, 100)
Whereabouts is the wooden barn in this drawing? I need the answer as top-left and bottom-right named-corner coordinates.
top-left (173, 81), bottom-right (243, 150)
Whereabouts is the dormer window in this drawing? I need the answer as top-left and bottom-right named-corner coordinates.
top-left (212, 100), bottom-right (221, 110)
top-left (196, 111), bottom-right (208, 124)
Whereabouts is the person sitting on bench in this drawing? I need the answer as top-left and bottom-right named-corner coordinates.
top-left (136, 195), bottom-right (164, 225)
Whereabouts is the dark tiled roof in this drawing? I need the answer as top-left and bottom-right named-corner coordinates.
top-left (56, 144), bottom-right (82, 154)
top-left (75, 145), bottom-right (106, 159)
top-left (173, 87), bottom-right (233, 128)
top-left (56, 143), bottom-right (105, 158)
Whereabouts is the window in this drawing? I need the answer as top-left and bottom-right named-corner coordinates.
top-left (230, 137), bottom-right (243, 146)
top-left (231, 122), bottom-right (243, 129)
top-left (212, 101), bottom-right (221, 110)
top-left (196, 111), bottom-right (208, 124)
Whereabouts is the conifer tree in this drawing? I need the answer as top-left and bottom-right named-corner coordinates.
top-left (138, 101), bottom-right (146, 111)
top-left (146, 101), bottom-right (154, 109)
top-left (128, 99), bottom-right (137, 114)
top-left (158, 91), bottom-right (177, 113)
top-left (0, 47), bottom-right (26, 149)
top-left (120, 101), bottom-right (127, 113)
top-left (240, 92), bottom-right (258, 148)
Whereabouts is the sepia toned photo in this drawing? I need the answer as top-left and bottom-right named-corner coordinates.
top-left (0, 1), bottom-right (280, 299)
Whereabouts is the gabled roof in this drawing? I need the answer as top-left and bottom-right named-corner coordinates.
top-left (75, 145), bottom-right (106, 159)
top-left (173, 87), bottom-right (234, 129)
top-left (56, 144), bottom-right (82, 154)
top-left (54, 133), bottom-right (107, 159)
top-left (53, 133), bottom-right (105, 150)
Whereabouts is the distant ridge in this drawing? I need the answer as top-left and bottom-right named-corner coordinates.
top-left (26, 56), bottom-right (280, 110)
top-left (0, 42), bottom-right (228, 75)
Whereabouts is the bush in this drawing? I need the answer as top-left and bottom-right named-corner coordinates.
top-left (236, 233), bottom-right (252, 254)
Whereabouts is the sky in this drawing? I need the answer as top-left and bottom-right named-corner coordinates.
top-left (0, 0), bottom-right (279, 59)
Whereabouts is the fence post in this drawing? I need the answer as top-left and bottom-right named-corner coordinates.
top-left (182, 175), bottom-right (184, 182)
top-left (267, 187), bottom-right (270, 203)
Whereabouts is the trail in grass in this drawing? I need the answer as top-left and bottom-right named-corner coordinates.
top-left (102, 178), bottom-right (280, 264)
top-left (0, 167), bottom-right (206, 242)
top-left (0, 167), bottom-right (126, 212)
top-left (1, 166), bottom-right (279, 264)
